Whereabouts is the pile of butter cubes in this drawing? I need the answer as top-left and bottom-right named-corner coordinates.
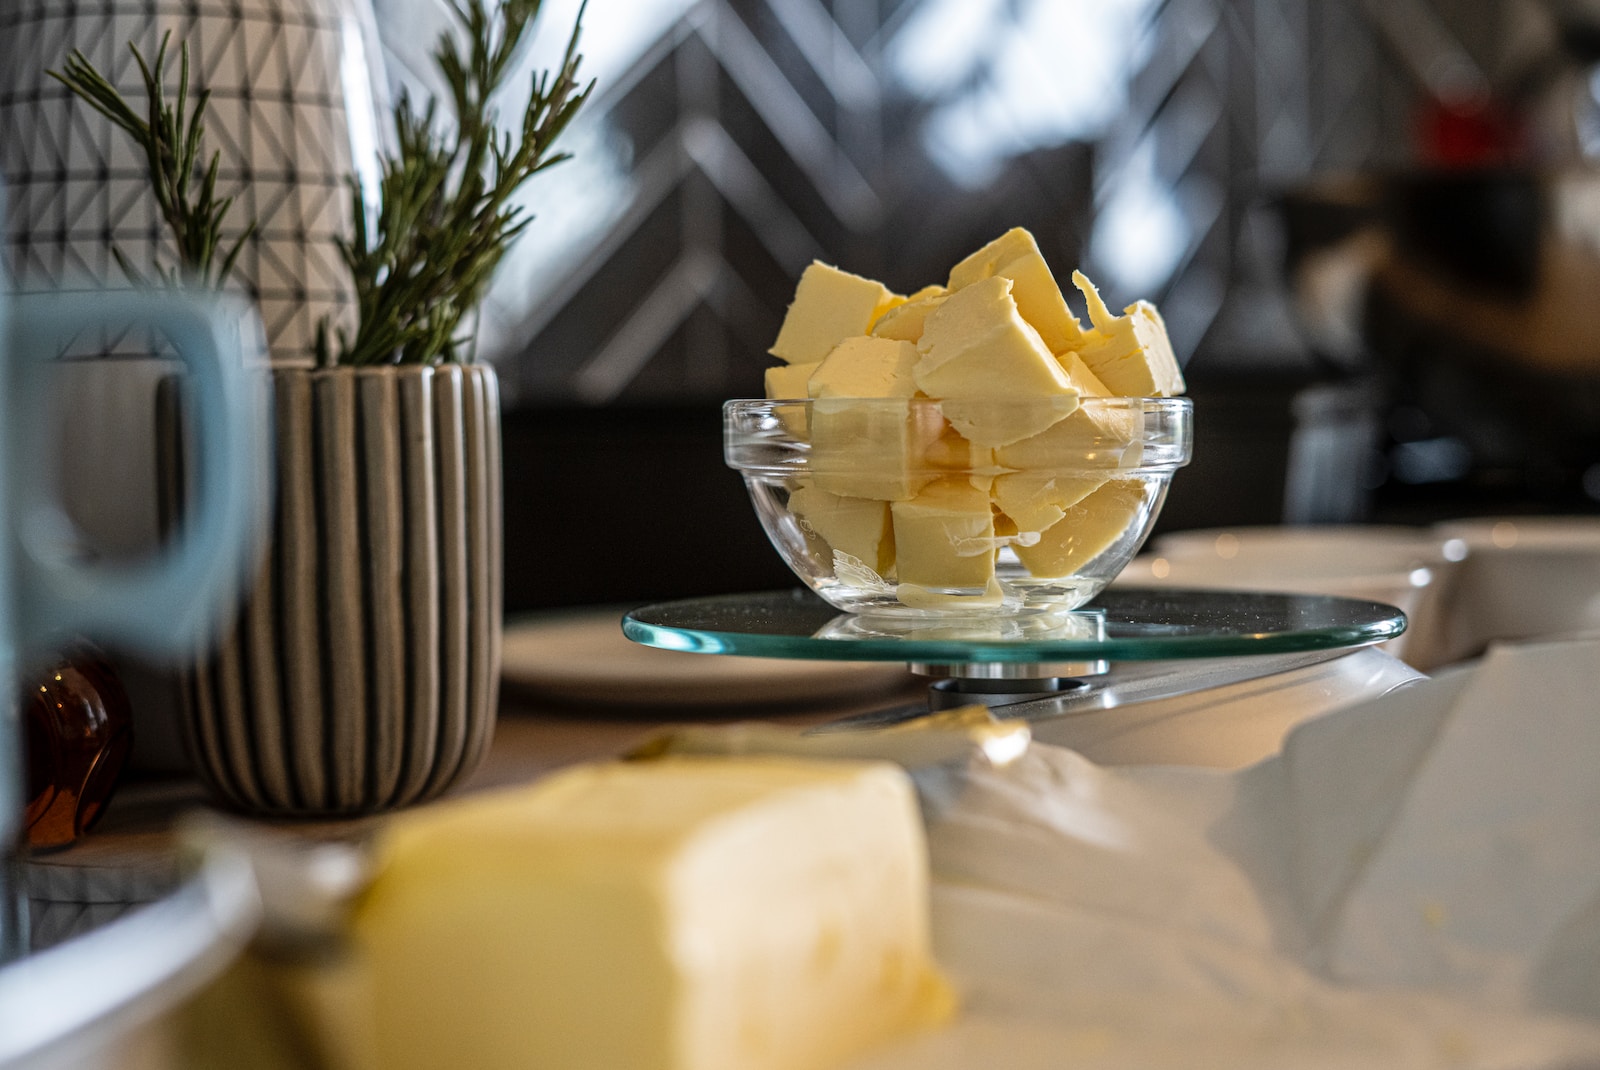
top-left (762, 227), bottom-right (1186, 602)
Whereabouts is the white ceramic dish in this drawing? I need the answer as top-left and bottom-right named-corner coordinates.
top-left (1431, 516), bottom-right (1600, 661)
top-left (1114, 525), bottom-right (1465, 670)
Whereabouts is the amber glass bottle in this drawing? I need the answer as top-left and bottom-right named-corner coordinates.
top-left (21, 646), bottom-right (132, 850)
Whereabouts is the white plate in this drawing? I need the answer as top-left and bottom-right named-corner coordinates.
top-left (1116, 525), bottom-right (1465, 670)
top-left (1431, 516), bottom-right (1600, 659)
top-left (501, 608), bottom-right (914, 708)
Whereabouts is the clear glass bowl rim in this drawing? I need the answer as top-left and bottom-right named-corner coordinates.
top-left (723, 395), bottom-right (1194, 475)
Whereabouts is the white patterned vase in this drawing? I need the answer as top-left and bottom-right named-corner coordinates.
top-left (0, 0), bottom-right (387, 366)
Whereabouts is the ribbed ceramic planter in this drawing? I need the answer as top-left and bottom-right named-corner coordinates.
top-left (164, 364), bottom-right (502, 815)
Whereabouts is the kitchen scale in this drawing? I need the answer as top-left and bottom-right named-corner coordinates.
top-left (624, 587), bottom-right (1420, 767)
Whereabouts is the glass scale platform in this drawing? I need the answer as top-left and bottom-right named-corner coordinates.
top-left (624, 588), bottom-right (1408, 724)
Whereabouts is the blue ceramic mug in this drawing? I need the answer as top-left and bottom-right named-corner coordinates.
top-left (0, 289), bottom-right (267, 960)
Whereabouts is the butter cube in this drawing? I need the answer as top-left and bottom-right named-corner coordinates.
top-left (789, 482), bottom-right (895, 579)
top-left (890, 477), bottom-right (996, 591)
top-left (991, 472), bottom-right (1107, 534)
top-left (947, 227), bottom-right (1085, 353)
top-left (871, 290), bottom-right (947, 343)
top-left (922, 425), bottom-right (997, 495)
top-left (1069, 271), bottom-right (1186, 397)
top-left (994, 353), bottom-right (1143, 471)
top-left (914, 276), bottom-right (1080, 447)
top-left (809, 399), bottom-right (942, 501)
top-left (354, 758), bottom-right (953, 1070)
top-left (872, 289), bottom-right (909, 325)
top-left (1052, 351), bottom-right (1142, 445)
top-left (764, 360), bottom-right (820, 400)
top-left (808, 337), bottom-right (940, 500)
top-left (935, 396), bottom-right (1082, 451)
top-left (807, 336), bottom-right (919, 399)
top-left (769, 262), bottom-right (894, 365)
top-left (1012, 478), bottom-right (1150, 578)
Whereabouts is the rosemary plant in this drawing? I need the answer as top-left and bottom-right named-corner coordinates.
top-left (49, 33), bottom-right (255, 290)
top-left (321, 0), bottom-right (592, 366)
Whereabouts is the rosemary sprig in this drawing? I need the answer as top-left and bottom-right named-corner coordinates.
top-left (49, 32), bottom-right (256, 290)
top-left (320, 0), bottom-right (592, 366)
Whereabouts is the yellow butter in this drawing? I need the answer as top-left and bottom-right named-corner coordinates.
top-left (914, 276), bottom-right (1079, 447)
top-left (994, 352), bottom-right (1143, 471)
top-left (809, 400), bottom-right (942, 502)
top-left (890, 476), bottom-right (997, 591)
top-left (922, 425), bottom-right (997, 497)
top-left (1068, 271), bottom-right (1185, 397)
top-left (807, 337), bottom-right (940, 500)
top-left (354, 758), bottom-right (953, 1070)
top-left (807, 336), bottom-right (920, 399)
top-left (789, 482), bottom-right (896, 579)
top-left (871, 291), bottom-right (947, 343)
top-left (991, 472), bottom-right (1107, 534)
top-left (764, 360), bottom-right (820, 400)
top-left (1012, 478), bottom-right (1150, 578)
top-left (947, 227), bottom-right (1085, 353)
top-left (770, 262), bottom-right (894, 365)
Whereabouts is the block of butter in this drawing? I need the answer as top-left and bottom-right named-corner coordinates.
top-left (789, 481), bottom-right (895, 579)
top-left (353, 757), bottom-right (953, 1070)
top-left (890, 476), bottom-right (997, 592)
top-left (946, 226), bottom-right (1085, 354)
top-left (808, 336), bottom-right (941, 501)
top-left (1070, 270), bottom-right (1185, 398)
top-left (870, 287), bottom-right (946, 343)
top-left (914, 276), bottom-right (1080, 448)
top-left (769, 261), bottom-right (896, 365)
top-left (1013, 478), bottom-right (1149, 578)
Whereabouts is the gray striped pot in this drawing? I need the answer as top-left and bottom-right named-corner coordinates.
top-left (163, 364), bottom-right (502, 816)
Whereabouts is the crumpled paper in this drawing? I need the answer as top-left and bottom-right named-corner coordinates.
top-left (859, 635), bottom-right (1600, 1069)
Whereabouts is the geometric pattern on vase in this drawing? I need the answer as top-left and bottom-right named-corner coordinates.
top-left (0, 0), bottom-right (386, 366)
top-left (160, 364), bottom-right (503, 815)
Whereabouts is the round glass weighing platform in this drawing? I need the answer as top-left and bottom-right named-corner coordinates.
top-left (622, 588), bottom-right (1407, 665)
top-left (626, 589), bottom-right (1420, 765)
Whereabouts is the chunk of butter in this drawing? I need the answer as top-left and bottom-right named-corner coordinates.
top-left (807, 337), bottom-right (940, 500)
top-left (914, 276), bottom-right (1079, 447)
top-left (769, 262), bottom-right (894, 365)
top-left (353, 758), bottom-right (953, 1070)
top-left (789, 482), bottom-right (895, 579)
top-left (808, 336), bottom-right (920, 400)
top-left (809, 399), bottom-right (943, 501)
top-left (890, 476), bottom-right (997, 591)
top-left (947, 227), bottom-right (1085, 353)
top-left (1068, 271), bottom-right (1186, 397)
top-left (871, 290), bottom-right (947, 343)
top-left (764, 360), bottom-right (820, 401)
top-left (1012, 478), bottom-right (1149, 578)
top-left (765, 360), bottom-right (821, 437)
top-left (994, 353), bottom-right (1142, 471)
top-left (923, 425), bottom-right (997, 492)
top-left (990, 472), bottom-right (1106, 534)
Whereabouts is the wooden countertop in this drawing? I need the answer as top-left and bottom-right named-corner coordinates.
top-left (29, 673), bottom-right (926, 878)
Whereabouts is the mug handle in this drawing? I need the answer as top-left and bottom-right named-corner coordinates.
top-left (5, 290), bottom-right (268, 661)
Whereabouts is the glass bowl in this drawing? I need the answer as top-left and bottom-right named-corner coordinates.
top-left (725, 396), bottom-right (1193, 617)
